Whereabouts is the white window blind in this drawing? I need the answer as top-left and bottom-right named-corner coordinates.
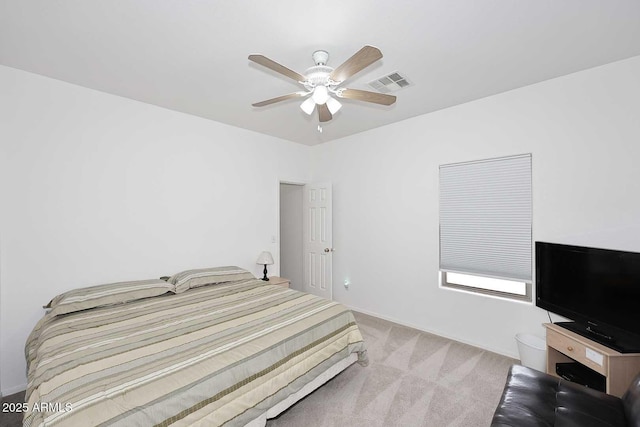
top-left (439, 154), bottom-right (532, 283)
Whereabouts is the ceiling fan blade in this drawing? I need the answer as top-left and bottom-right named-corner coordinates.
top-left (337, 88), bottom-right (396, 106)
top-left (248, 54), bottom-right (307, 83)
top-left (317, 103), bottom-right (332, 122)
top-left (252, 92), bottom-right (308, 107)
top-left (329, 46), bottom-right (383, 83)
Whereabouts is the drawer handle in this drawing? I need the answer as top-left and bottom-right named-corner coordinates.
top-left (567, 346), bottom-right (574, 352)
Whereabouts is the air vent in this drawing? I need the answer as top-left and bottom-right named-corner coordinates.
top-left (368, 71), bottom-right (412, 93)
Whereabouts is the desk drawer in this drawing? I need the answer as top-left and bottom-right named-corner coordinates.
top-left (547, 328), bottom-right (607, 375)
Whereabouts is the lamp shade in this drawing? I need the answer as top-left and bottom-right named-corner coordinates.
top-left (256, 251), bottom-right (274, 265)
top-left (300, 97), bottom-right (316, 115)
top-left (326, 96), bottom-right (342, 114)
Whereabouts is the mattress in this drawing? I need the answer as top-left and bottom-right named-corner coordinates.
top-left (24, 279), bottom-right (367, 426)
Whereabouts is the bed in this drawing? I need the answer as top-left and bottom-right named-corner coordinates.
top-left (23, 267), bottom-right (367, 426)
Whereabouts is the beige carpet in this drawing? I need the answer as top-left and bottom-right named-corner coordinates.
top-left (1, 311), bottom-right (516, 427)
top-left (266, 311), bottom-right (517, 427)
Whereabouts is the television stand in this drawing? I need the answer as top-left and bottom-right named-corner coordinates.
top-left (544, 323), bottom-right (640, 397)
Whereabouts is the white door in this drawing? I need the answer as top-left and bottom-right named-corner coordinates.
top-left (302, 183), bottom-right (333, 300)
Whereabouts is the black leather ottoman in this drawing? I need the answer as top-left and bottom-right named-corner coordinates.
top-left (491, 365), bottom-right (640, 426)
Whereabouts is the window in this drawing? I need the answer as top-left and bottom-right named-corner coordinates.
top-left (439, 154), bottom-right (532, 301)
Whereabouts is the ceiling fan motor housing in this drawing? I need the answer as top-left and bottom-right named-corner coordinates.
top-left (304, 65), bottom-right (334, 86)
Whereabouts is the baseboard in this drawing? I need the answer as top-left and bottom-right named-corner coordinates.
top-left (1, 383), bottom-right (27, 397)
top-left (346, 304), bottom-right (520, 360)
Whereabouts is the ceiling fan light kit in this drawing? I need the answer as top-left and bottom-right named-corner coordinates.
top-left (311, 85), bottom-right (330, 104)
top-left (249, 45), bottom-right (397, 125)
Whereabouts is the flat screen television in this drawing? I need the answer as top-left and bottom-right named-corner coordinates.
top-left (536, 241), bottom-right (640, 353)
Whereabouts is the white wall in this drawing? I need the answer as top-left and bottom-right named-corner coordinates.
top-left (3, 54), bottom-right (640, 395)
top-left (311, 55), bottom-right (640, 359)
top-left (0, 66), bottom-right (311, 395)
top-left (279, 184), bottom-right (304, 290)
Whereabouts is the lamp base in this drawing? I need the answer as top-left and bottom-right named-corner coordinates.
top-left (262, 264), bottom-right (269, 281)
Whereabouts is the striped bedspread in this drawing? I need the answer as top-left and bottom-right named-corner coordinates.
top-left (24, 279), bottom-right (367, 426)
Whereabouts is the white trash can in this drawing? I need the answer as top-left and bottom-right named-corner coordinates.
top-left (515, 333), bottom-right (546, 372)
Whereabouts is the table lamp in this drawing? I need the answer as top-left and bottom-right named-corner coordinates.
top-left (256, 251), bottom-right (274, 281)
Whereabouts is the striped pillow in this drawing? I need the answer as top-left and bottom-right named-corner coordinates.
top-left (169, 266), bottom-right (255, 293)
top-left (46, 279), bottom-right (174, 316)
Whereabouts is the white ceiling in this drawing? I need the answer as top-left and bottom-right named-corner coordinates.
top-left (2, 1), bottom-right (640, 146)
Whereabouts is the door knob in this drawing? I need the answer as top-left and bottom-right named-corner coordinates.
top-left (324, 248), bottom-right (334, 253)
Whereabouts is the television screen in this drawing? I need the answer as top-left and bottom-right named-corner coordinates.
top-left (536, 242), bottom-right (640, 351)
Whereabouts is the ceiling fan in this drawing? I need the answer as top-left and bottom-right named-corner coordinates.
top-left (248, 46), bottom-right (396, 123)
